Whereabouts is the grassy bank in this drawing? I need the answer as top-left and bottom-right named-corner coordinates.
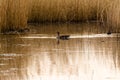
top-left (0, 0), bottom-right (120, 32)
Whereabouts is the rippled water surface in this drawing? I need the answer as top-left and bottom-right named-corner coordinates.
top-left (0, 23), bottom-right (120, 80)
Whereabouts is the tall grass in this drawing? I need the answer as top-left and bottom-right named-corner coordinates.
top-left (0, 0), bottom-right (120, 32)
top-left (106, 0), bottom-right (120, 32)
top-left (0, 0), bottom-right (29, 32)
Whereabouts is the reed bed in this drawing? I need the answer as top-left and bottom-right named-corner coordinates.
top-left (106, 0), bottom-right (120, 32)
top-left (0, 0), bottom-right (29, 32)
top-left (0, 0), bottom-right (120, 32)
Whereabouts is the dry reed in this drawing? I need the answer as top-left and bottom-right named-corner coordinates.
top-left (0, 0), bottom-right (120, 32)
top-left (0, 0), bottom-right (29, 32)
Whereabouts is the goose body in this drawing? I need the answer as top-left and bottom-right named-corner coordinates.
top-left (57, 32), bottom-right (70, 40)
top-left (107, 31), bottom-right (111, 35)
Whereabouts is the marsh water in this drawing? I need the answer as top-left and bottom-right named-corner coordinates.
top-left (0, 23), bottom-right (120, 80)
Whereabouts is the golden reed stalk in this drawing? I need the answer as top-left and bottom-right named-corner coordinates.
top-left (0, 0), bottom-right (120, 32)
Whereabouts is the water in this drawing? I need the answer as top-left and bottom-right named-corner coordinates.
top-left (0, 23), bottom-right (120, 80)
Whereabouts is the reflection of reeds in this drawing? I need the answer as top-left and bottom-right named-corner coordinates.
top-left (0, 24), bottom-right (120, 80)
top-left (0, 0), bottom-right (120, 32)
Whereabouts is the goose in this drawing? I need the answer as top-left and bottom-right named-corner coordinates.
top-left (57, 32), bottom-right (70, 40)
top-left (107, 31), bottom-right (111, 35)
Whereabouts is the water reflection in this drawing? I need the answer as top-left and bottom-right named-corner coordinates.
top-left (0, 23), bottom-right (120, 80)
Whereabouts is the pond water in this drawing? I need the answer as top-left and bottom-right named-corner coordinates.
top-left (0, 23), bottom-right (120, 80)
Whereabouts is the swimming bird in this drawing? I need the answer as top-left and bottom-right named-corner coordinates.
top-left (57, 32), bottom-right (70, 40)
top-left (107, 30), bottom-right (111, 35)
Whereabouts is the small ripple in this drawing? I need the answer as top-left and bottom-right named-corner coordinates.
top-left (20, 34), bottom-right (55, 39)
top-left (0, 58), bottom-right (13, 60)
top-left (0, 63), bottom-right (7, 66)
top-left (0, 70), bottom-right (10, 73)
top-left (20, 36), bottom-right (55, 39)
top-left (16, 44), bottom-right (31, 46)
top-left (70, 33), bottom-right (120, 38)
top-left (0, 53), bottom-right (23, 57)
top-left (52, 49), bottom-right (65, 51)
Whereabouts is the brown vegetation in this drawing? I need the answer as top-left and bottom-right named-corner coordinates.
top-left (0, 0), bottom-right (120, 32)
